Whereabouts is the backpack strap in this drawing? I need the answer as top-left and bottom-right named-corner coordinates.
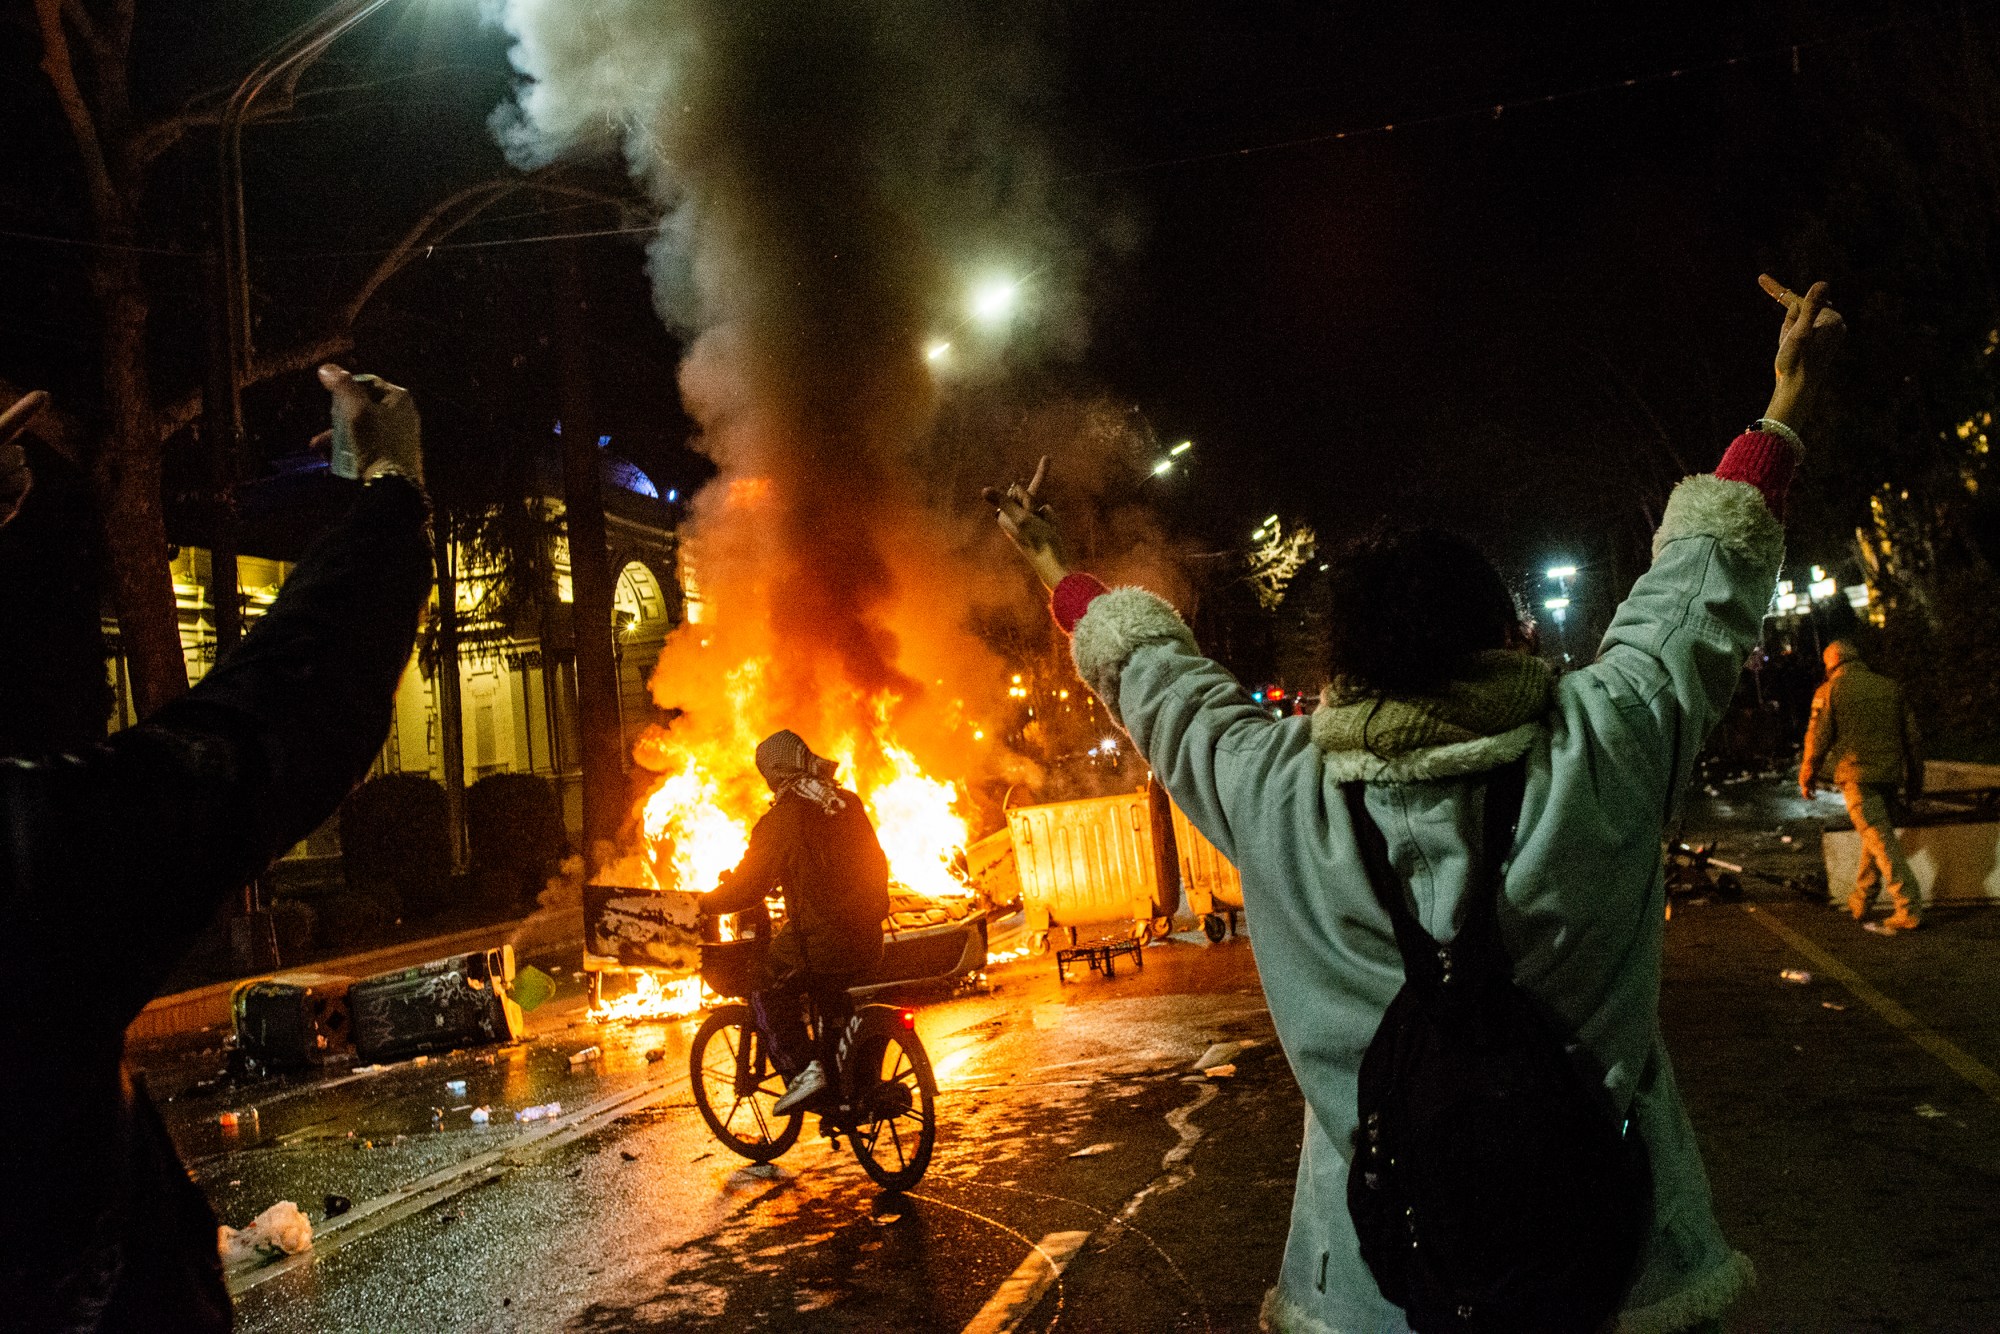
top-left (1342, 759), bottom-right (1528, 995)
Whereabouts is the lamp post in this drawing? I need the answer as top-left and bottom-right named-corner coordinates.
top-left (206, 0), bottom-right (403, 652)
top-left (202, 0), bottom-right (403, 973)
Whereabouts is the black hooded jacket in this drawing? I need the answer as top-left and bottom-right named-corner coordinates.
top-left (707, 788), bottom-right (890, 973)
top-left (0, 476), bottom-right (432, 1331)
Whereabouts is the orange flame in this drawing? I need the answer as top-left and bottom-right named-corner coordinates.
top-left (589, 972), bottom-right (707, 1024)
top-left (631, 675), bottom-right (973, 901)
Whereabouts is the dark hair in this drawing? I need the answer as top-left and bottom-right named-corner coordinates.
top-left (1323, 525), bottom-right (1522, 698)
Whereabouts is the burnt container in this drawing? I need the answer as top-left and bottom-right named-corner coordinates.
top-left (350, 946), bottom-right (524, 1062)
top-left (231, 972), bottom-right (357, 1070)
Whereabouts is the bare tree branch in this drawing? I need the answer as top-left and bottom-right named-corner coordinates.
top-left (336, 177), bottom-right (650, 328)
top-left (154, 175), bottom-right (654, 443)
top-left (58, 0), bottom-right (102, 60)
top-left (245, 332), bottom-right (358, 389)
top-left (32, 0), bottom-right (118, 221)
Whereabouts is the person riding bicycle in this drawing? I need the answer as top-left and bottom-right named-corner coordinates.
top-left (703, 730), bottom-right (890, 1114)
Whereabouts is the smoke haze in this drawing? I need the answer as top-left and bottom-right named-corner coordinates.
top-left (492, 0), bottom-right (1102, 807)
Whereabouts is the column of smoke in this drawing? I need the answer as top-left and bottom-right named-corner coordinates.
top-left (493, 1), bottom-right (1182, 817)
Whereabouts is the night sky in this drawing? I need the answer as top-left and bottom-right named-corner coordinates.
top-left (0, 1), bottom-right (1982, 635)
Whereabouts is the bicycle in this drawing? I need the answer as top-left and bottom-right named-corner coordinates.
top-left (688, 936), bottom-right (938, 1191)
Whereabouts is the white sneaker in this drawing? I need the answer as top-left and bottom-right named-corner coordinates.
top-left (774, 1059), bottom-right (826, 1114)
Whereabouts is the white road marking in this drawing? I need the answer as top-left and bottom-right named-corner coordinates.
top-left (1745, 905), bottom-right (2000, 1106)
top-left (958, 1230), bottom-right (1092, 1334)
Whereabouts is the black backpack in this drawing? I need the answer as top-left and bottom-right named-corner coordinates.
top-left (1342, 762), bottom-right (1650, 1333)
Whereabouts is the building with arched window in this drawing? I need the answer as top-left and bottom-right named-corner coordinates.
top-left (135, 444), bottom-right (685, 861)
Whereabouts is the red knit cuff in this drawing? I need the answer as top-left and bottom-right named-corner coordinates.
top-left (1051, 572), bottom-right (1109, 634)
top-left (1713, 431), bottom-right (1796, 520)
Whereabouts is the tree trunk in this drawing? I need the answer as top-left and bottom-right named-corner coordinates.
top-left (92, 255), bottom-right (187, 717)
top-left (556, 249), bottom-right (626, 872)
top-left (435, 510), bottom-right (468, 872)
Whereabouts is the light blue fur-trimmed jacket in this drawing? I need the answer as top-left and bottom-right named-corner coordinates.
top-left (1067, 473), bottom-right (1779, 1334)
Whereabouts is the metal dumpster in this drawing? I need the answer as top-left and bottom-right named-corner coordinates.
top-left (1169, 802), bottom-right (1245, 942)
top-left (1006, 786), bottom-right (1178, 947)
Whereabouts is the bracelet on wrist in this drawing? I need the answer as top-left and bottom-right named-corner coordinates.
top-left (1750, 417), bottom-right (1804, 458)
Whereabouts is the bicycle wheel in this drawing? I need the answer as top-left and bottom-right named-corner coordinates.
top-left (690, 1003), bottom-right (802, 1162)
top-left (844, 1014), bottom-right (937, 1191)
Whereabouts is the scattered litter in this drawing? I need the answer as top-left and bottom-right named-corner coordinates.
top-left (353, 1064), bottom-right (385, 1075)
top-left (1822, 1001), bottom-right (1847, 1011)
top-left (515, 1102), bottom-right (564, 1123)
top-left (644, 1048), bottom-right (666, 1064)
top-left (450, 1104), bottom-right (471, 1112)
top-left (620, 1150), bottom-right (639, 1161)
top-left (1915, 1104), bottom-right (1947, 1119)
top-left (568, 1046), bottom-right (602, 1068)
top-left (1779, 969), bottom-right (1813, 985)
top-left (469, 1107), bottom-right (491, 1124)
top-left (413, 1056), bottom-right (431, 1067)
top-left (1780, 835), bottom-right (1794, 844)
top-left (1067, 1142), bottom-right (1116, 1158)
top-left (872, 1212), bottom-right (903, 1226)
top-left (1194, 1041), bottom-right (1248, 1072)
top-left (218, 1201), bottom-right (313, 1265)
top-left (1204, 1063), bottom-right (1238, 1079)
top-left (322, 1194), bottom-right (352, 1219)
top-left (430, 1107), bottom-right (445, 1123)
top-left (445, 1079), bottom-right (468, 1096)
top-left (217, 1108), bottom-right (257, 1130)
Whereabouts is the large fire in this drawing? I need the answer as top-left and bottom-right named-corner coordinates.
top-left (586, 653), bottom-right (985, 1025)
top-left (631, 717), bottom-right (974, 901)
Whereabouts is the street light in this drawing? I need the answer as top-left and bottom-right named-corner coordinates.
top-left (969, 277), bottom-right (1020, 325)
top-left (1151, 439), bottom-right (1194, 476)
top-left (208, 0), bottom-right (409, 655)
top-left (204, 0), bottom-right (413, 975)
top-left (217, 0), bottom-right (405, 415)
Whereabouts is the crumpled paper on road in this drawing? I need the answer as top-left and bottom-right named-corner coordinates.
top-left (218, 1200), bottom-right (314, 1266)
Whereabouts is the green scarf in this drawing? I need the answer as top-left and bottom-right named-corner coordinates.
top-left (1317, 651), bottom-right (1555, 759)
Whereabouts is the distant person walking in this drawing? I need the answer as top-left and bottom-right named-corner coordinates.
top-left (1800, 638), bottom-right (1925, 933)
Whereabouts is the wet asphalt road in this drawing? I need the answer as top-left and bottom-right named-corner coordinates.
top-left (140, 776), bottom-right (2000, 1333)
top-left (156, 935), bottom-right (1293, 1333)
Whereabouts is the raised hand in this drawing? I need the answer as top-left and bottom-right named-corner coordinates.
top-left (982, 455), bottom-right (1070, 590)
top-left (1757, 275), bottom-right (1844, 428)
top-left (314, 364), bottom-right (424, 486)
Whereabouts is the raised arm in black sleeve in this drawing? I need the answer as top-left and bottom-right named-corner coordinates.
top-left (0, 474), bottom-right (433, 1032)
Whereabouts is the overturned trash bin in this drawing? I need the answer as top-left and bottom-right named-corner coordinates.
top-left (231, 972), bottom-right (355, 1072)
top-left (350, 945), bottom-right (524, 1063)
